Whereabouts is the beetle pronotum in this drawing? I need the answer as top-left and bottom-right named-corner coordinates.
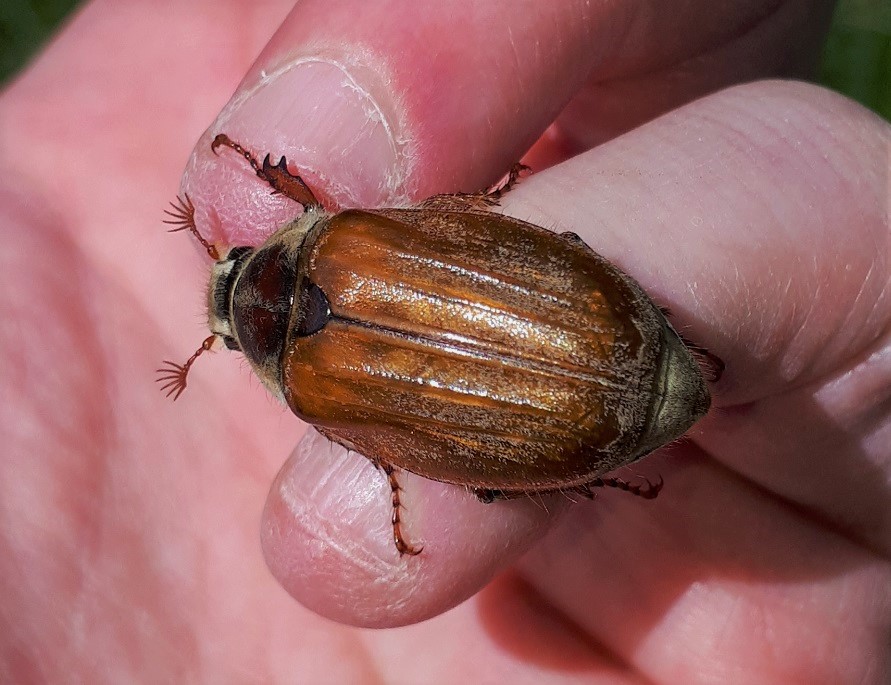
top-left (159, 134), bottom-right (721, 555)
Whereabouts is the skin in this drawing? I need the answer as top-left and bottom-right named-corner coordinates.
top-left (0, 0), bottom-right (888, 682)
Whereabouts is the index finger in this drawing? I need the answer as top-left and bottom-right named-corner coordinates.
top-left (179, 0), bottom-right (828, 243)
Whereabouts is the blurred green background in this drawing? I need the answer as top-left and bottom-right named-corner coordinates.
top-left (0, 0), bottom-right (81, 83)
top-left (0, 0), bottom-right (888, 120)
top-left (820, 0), bottom-right (890, 119)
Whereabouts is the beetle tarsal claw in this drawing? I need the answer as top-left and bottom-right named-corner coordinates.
top-left (396, 539), bottom-right (423, 556)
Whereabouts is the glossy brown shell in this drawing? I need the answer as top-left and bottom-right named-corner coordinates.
top-left (281, 208), bottom-right (691, 492)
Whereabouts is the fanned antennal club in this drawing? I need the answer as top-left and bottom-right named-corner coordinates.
top-left (156, 335), bottom-right (217, 400)
top-left (163, 194), bottom-right (220, 260)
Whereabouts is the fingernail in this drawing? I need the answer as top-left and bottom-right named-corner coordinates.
top-left (213, 54), bottom-right (412, 207)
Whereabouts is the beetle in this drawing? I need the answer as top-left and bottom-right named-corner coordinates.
top-left (159, 134), bottom-right (722, 555)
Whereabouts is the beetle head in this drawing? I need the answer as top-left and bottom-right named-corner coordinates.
top-left (207, 246), bottom-right (254, 351)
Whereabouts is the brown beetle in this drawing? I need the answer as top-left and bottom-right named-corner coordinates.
top-left (159, 134), bottom-right (721, 555)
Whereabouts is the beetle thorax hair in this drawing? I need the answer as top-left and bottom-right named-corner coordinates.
top-left (207, 257), bottom-right (240, 338)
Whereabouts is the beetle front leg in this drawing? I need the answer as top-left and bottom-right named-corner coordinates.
top-left (211, 134), bottom-right (321, 209)
top-left (419, 163), bottom-right (530, 212)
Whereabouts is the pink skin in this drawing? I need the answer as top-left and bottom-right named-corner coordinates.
top-left (0, 0), bottom-right (888, 683)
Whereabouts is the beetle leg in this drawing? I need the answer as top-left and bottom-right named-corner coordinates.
top-left (472, 487), bottom-right (505, 504)
top-left (475, 475), bottom-right (664, 503)
top-left (211, 133), bottom-right (321, 209)
top-left (571, 475), bottom-right (664, 500)
top-left (485, 162), bottom-right (529, 202)
top-left (381, 463), bottom-right (423, 556)
top-left (418, 163), bottom-right (530, 212)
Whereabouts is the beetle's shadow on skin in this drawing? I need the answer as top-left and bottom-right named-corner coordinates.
top-left (474, 346), bottom-right (890, 673)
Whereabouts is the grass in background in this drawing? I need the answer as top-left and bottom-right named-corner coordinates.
top-left (0, 0), bottom-right (82, 84)
top-left (820, 0), bottom-right (891, 119)
top-left (0, 0), bottom-right (888, 120)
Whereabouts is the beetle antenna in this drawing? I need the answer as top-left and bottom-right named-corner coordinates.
top-left (163, 194), bottom-right (220, 260)
top-left (156, 335), bottom-right (217, 400)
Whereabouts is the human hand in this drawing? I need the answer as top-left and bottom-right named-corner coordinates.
top-left (2, 1), bottom-right (888, 683)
